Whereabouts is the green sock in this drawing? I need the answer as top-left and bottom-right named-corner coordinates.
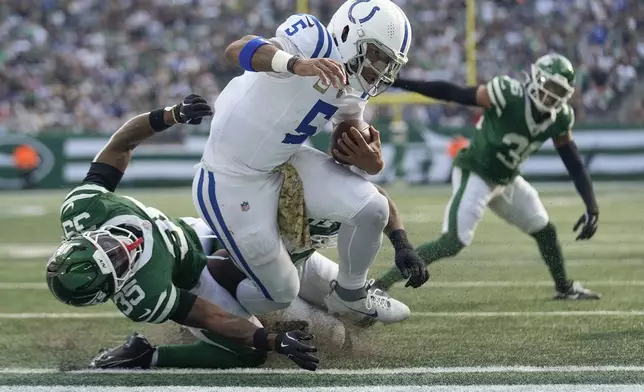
top-left (531, 222), bottom-right (570, 292)
top-left (377, 233), bottom-right (464, 290)
top-left (416, 233), bottom-right (465, 264)
top-left (156, 340), bottom-right (266, 369)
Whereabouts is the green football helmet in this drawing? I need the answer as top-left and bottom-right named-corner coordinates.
top-left (46, 226), bottom-right (142, 307)
top-left (527, 53), bottom-right (575, 113)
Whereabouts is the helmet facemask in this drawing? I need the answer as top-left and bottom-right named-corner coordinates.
top-left (83, 226), bottom-right (142, 293)
top-left (346, 40), bottom-right (407, 97)
top-left (527, 65), bottom-right (574, 113)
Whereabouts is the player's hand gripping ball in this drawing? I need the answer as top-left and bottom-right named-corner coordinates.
top-left (331, 120), bottom-right (383, 175)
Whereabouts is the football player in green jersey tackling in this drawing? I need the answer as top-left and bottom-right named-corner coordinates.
top-left (47, 93), bottom-right (425, 370)
top-left (377, 53), bottom-right (600, 300)
top-left (47, 94), bottom-right (321, 371)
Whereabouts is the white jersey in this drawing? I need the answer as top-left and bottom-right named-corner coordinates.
top-left (203, 14), bottom-right (368, 176)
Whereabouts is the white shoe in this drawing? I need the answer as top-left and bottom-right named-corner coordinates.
top-left (324, 279), bottom-right (410, 324)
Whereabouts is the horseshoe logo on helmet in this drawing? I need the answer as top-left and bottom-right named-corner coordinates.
top-left (348, 0), bottom-right (381, 24)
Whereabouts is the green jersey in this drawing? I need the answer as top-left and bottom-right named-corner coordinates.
top-left (453, 75), bottom-right (575, 184)
top-left (60, 183), bottom-right (206, 323)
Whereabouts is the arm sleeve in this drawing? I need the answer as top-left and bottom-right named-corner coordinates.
top-left (392, 79), bottom-right (478, 106)
top-left (82, 162), bottom-right (124, 192)
top-left (556, 140), bottom-right (598, 212)
top-left (169, 289), bottom-right (197, 324)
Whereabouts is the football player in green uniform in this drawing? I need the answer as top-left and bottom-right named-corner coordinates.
top-left (376, 53), bottom-right (600, 299)
top-left (47, 94), bottom-right (320, 371)
top-left (48, 92), bottom-right (426, 370)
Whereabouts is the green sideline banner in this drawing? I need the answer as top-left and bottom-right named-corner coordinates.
top-left (2, 125), bottom-right (644, 189)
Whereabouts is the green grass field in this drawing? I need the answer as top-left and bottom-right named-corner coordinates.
top-left (0, 183), bottom-right (643, 390)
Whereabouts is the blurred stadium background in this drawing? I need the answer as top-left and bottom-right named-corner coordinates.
top-left (0, 0), bottom-right (643, 189)
top-left (1, 0), bottom-right (644, 390)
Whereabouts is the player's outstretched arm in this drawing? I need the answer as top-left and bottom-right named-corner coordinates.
top-left (392, 78), bottom-right (493, 109)
top-left (182, 295), bottom-right (319, 371)
top-left (553, 130), bottom-right (599, 240)
top-left (375, 185), bottom-right (429, 288)
top-left (224, 35), bottom-right (346, 88)
top-left (89, 94), bottom-right (212, 191)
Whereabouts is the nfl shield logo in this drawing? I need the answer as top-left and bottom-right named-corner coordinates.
top-left (240, 202), bottom-right (250, 212)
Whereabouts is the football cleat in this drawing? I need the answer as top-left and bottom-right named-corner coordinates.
top-left (553, 281), bottom-right (601, 300)
top-left (89, 332), bottom-right (155, 369)
top-left (324, 279), bottom-right (410, 324)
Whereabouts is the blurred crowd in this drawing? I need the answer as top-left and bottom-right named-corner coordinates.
top-left (0, 0), bottom-right (642, 134)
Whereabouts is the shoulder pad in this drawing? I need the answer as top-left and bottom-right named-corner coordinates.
top-left (276, 14), bottom-right (334, 59)
top-left (558, 104), bottom-right (575, 130)
top-left (485, 75), bottom-right (525, 116)
top-left (60, 184), bottom-right (110, 238)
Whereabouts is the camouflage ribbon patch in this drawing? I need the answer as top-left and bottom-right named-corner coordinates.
top-left (273, 163), bottom-right (311, 252)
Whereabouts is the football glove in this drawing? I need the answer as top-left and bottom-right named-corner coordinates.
top-left (275, 330), bottom-right (319, 371)
top-left (395, 246), bottom-right (430, 288)
top-left (573, 209), bottom-right (598, 240)
top-left (171, 94), bottom-right (213, 125)
top-left (389, 229), bottom-right (429, 288)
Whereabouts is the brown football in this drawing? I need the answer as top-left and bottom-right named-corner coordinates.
top-left (330, 119), bottom-right (372, 164)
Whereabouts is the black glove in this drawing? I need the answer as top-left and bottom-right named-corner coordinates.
top-left (390, 229), bottom-right (429, 288)
top-left (274, 330), bottom-right (319, 371)
top-left (573, 209), bottom-right (598, 240)
top-left (395, 246), bottom-right (430, 288)
top-left (172, 94), bottom-right (213, 125)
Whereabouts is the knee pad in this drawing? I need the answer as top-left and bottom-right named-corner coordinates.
top-left (350, 192), bottom-right (389, 229)
top-left (263, 274), bottom-right (300, 304)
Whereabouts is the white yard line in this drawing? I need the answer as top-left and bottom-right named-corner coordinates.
top-left (0, 386), bottom-right (640, 392)
top-left (1, 365), bottom-right (644, 375)
top-left (0, 312), bottom-right (122, 319)
top-left (414, 310), bottom-right (644, 317)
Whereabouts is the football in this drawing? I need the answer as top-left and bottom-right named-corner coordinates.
top-left (330, 119), bottom-right (372, 164)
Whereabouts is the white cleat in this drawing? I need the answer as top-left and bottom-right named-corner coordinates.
top-left (324, 279), bottom-right (410, 324)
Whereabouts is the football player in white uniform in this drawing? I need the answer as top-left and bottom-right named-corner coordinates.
top-left (193, 0), bottom-right (420, 324)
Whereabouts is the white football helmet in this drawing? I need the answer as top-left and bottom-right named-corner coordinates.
top-left (328, 0), bottom-right (411, 97)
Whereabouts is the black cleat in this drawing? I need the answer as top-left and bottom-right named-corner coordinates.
top-left (89, 332), bottom-right (155, 369)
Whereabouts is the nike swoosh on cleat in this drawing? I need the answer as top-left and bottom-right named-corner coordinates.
top-left (352, 309), bottom-right (378, 318)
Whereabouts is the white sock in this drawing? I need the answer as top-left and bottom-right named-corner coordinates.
top-left (336, 193), bottom-right (388, 291)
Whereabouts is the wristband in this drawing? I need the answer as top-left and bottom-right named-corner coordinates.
top-left (239, 37), bottom-right (269, 72)
top-left (287, 55), bottom-right (301, 74)
top-left (271, 50), bottom-right (293, 73)
top-left (389, 229), bottom-right (412, 250)
top-left (253, 328), bottom-right (271, 351)
top-left (148, 108), bottom-right (171, 132)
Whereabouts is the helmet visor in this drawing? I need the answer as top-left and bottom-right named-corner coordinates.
top-left (92, 232), bottom-right (131, 279)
